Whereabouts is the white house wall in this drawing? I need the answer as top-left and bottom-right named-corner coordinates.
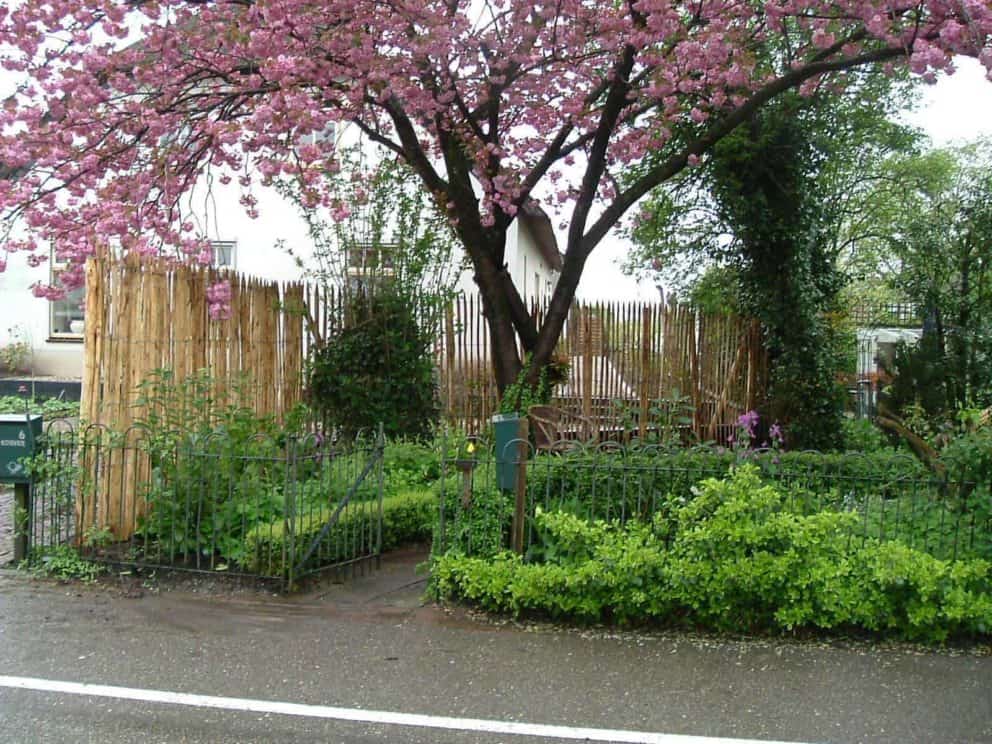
top-left (1, 256), bottom-right (84, 378)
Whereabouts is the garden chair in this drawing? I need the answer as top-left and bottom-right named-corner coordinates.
top-left (528, 405), bottom-right (595, 453)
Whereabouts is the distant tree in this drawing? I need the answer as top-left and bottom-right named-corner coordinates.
top-left (628, 78), bottom-right (919, 447)
top-left (859, 143), bottom-right (992, 416)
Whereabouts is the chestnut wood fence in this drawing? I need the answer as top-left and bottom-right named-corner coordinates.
top-left (78, 258), bottom-right (765, 538)
top-left (82, 256), bottom-right (307, 430)
top-left (79, 257), bottom-right (308, 539)
top-left (439, 294), bottom-right (766, 440)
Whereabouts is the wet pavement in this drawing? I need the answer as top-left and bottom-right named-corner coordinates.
top-left (0, 549), bottom-right (990, 743)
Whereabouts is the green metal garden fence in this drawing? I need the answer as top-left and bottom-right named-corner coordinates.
top-left (21, 420), bottom-right (385, 589)
top-left (436, 439), bottom-right (991, 563)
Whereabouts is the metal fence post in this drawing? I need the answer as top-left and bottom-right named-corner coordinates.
top-left (284, 436), bottom-right (297, 591)
top-left (13, 482), bottom-right (31, 562)
top-left (511, 418), bottom-right (529, 555)
top-left (375, 422), bottom-right (385, 569)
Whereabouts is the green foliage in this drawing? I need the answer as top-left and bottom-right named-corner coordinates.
top-left (525, 448), bottom-right (928, 524)
top-left (383, 439), bottom-right (442, 489)
top-left (940, 427), bottom-right (992, 486)
top-left (308, 286), bottom-right (438, 440)
top-left (1, 326), bottom-right (31, 373)
top-left (841, 418), bottom-right (893, 453)
top-left (434, 472), bottom-right (513, 559)
top-left (132, 369), bottom-right (295, 563)
top-left (861, 143), bottom-right (992, 421)
top-left (882, 336), bottom-right (951, 422)
top-left (243, 489), bottom-right (436, 575)
top-left (22, 546), bottom-right (102, 583)
top-left (434, 467), bottom-right (992, 641)
top-left (498, 358), bottom-right (560, 415)
top-left (0, 395), bottom-right (79, 417)
top-left (629, 82), bottom-right (921, 449)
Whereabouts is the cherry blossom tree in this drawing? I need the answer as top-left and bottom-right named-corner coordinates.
top-left (1, 0), bottom-right (990, 391)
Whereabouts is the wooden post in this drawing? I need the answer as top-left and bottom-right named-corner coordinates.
top-left (639, 306), bottom-right (652, 440)
top-left (444, 305), bottom-right (456, 425)
top-left (511, 417), bottom-right (529, 555)
top-left (582, 313), bottom-right (593, 440)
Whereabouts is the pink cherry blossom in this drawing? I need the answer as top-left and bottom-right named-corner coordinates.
top-left (0, 0), bottom-right (987, 387)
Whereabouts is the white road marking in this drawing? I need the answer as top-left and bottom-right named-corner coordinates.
top-left (0, 674), bottom-right (803, 744)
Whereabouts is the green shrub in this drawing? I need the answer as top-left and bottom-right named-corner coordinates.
top-left (433, 473), bottom-right (513, 559)
top-left (941, 428), bottom-right (992, 485)
top-left (23, 545), bottom-right (103, 583)
top-left (131, 369), bottom-right (303, 561)
top-left (0, 395), bottom-right (80, 418)
top-left (433, 466), bottom-right (992, 641)
top-left (308, 287), bottom-right (439, 441)
top-left (383, 439), bottom-right (442, 490)
top-left (243, 488), bottom-right (436, 575)
top-left (841, 418), bottom-right (894, 453)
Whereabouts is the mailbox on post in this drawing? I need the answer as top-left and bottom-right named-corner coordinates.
top-left (0, 414), bottom-right (42, 484)
top-left (1, 414), bottom-right (42, 562)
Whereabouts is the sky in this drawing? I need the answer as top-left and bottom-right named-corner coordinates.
top-left (577, 57), bottom-right (992, 302)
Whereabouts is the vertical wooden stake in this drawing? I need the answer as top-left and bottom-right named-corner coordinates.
top-left (511, 417), bottom-right (529, 556)
top-left (639, 306), bottom-right (652, 441)
top-left (582, 314), bottom-right (593, 440)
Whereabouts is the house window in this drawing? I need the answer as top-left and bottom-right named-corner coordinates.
top-left (347, 243), bottom-right (395, 273)
top-left (50, 282), bottom-right (86, 340)
top-left (211, 240), bottom-right (237, 269)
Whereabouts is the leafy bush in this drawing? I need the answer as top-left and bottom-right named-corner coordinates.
top-left (434, 466), bottom-right (992, 641)
top-left (244, 489), bottom-right (436, 575)
top-left (132, 370), bottom-right (297, 561)
top-left (941, 428), bottom-right (992, 486)
top-left (841, 418), bottom-right (893, 453)
top-left (433, 470), bottom-right (513, 559)
top-left (383, 439), bottom-right (442, 490)
top-left (308, 287), bottom-right (438, 440)
top-left (22, 546), bottom-right (103, 583)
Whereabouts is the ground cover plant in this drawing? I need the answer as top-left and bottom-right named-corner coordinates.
top-left (433, 466), bottom-right (992, 642)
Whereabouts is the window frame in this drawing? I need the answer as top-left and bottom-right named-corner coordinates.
top-left (48, 260), bottom-right (86, 343)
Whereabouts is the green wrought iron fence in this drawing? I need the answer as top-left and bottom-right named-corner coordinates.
top-left (437, 440), bottom-right (991, 563)
top-left (22, 421), bottom-right (384, 589)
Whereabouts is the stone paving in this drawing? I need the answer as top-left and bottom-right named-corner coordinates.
top-left (0, 486), bottom-right (11, 564)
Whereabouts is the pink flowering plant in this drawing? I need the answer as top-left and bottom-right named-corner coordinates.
top-left (730, 410), bottom-right (785, 458)
top-left (0, 1), bottom-right (990, 378)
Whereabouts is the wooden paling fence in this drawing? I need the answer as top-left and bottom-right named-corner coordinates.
top-left (438, 296), bottom-right (767, 440)
top-left (79, 257), bottom-right (308, 539)
top-left (78, 257), bottom-right (766, 538)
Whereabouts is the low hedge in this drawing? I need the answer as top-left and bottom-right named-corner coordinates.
top-left (243, 488), bottom-right (436, 576)
top-left (433, 466), bottom-right (992, 642)
top-left (525, 448), bottom-right (934, 524)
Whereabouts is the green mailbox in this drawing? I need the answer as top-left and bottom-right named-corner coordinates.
top-left (492, 413), bottom-right (522, 491)
top-left (0, 414), bottom-right (42, 484)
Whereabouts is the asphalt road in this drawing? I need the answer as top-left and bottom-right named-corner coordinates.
top-left (0, 554), bottom-right (989, 744)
